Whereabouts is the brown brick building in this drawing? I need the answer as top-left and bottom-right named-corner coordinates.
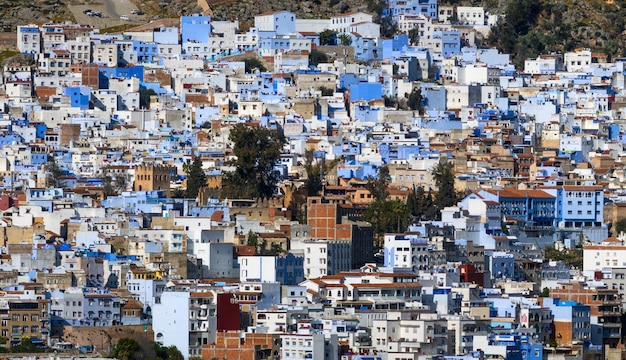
top-left (307, 197), bottom-right (373, 269)
top-left (202, 332), bottom-right (279, 360)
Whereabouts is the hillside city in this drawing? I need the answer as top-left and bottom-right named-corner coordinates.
top-left (0, 0), bottom-right (625, 359)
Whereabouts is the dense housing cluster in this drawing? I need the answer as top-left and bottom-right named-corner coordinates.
top-left (1, 1), bottom-right (626, 360)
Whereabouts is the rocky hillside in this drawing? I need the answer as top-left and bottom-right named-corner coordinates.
top-left (0, 0), bottom-right (74, 31)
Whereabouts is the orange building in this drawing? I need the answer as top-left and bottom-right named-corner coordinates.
top-left (202, 332), bottom-right (279, 360)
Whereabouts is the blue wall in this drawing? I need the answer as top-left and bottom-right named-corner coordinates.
top-left (349, 83), bottom-right (383, 102)
top-left (181, 15), bottom-right (212, 43)
top-left (64, 86), bottom-right (90, 110)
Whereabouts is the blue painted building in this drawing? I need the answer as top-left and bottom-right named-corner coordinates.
top-left (99, 66), bottom-right (144, 88)
top-left (485, 251), bottom-right (515, 280)
top-left (133, 40), bottom-right (159, 64)
top-left (275, 253), bottom-right (305, 286)
top-left (349, 83), bottom-right (383, 102)
top-left (153, 27), bottom-right (179, 45)
top-left (542, 185), bottom-right (604, 229)
top-left (353, 105), bottom-right (382, 123)
top-left (381, 34), bottom-right (408, 60)
top-left (352, 36), bottom-right (381, 61)
top-left (434, 31), bottom-right (461, 58)
top-left (29, 150), bottom-right (48, 166)
top-left (64, 86), bottom-right (91, 110)
top-left (479, 189), bottom-right (556, 228)
top-left (421, 85), bottom-right (447, 111)
top-left (486, 334), bottom-right (543, 360)
top-left (334, 141), bottom-right (362, 159)
top-left (340, 74), bottom-right (365, 90)
top-left (388, 0), bottom-right (437, 19)
top-left (181, 15), bottom-right (212, 43)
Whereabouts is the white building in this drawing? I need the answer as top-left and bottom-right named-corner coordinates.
top-left (238, 255), bottom-right (297, 283)
top-left (93, 43), bottom-right (119, 67)
top-left (329, 12), bottom-right (374, 34)
top-left (371, 311), bottom-right (447, 354)
top-left (383, 233), bottom-right (430, 271)
top-left (153, 291), bottom-right (217, 360)
top-left (583, 238), bottom-right (626, 274)
top-left (564, 49), bottom-right (592, 72)
top-left (524, 55), bottom-right (562, 74)
top-left (254, 11), bottom-right (296, 36)
top-left (17, 25), bottom-right (42, 54)
top-left (290, 239), bottom-right (351, 279)
top-left (456, 7), bottom-right (485, 25)
top-left (280, 333), bottom-right (339, 360)
top-left (125, 270), bottom-right (166, 310)
top-left (65, 36), bottom-right (92, 64)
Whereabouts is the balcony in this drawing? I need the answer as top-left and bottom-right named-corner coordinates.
top-left (601, 310), bottom-right (621, 316)
top-left (600, 299), bottom-right (621, 306)
top-left (603, 322), bottom-right (621, 328)
top-left (603, 332), bottom-right (621, 338)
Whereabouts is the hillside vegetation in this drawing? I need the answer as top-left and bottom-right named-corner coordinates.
top-left (486, 0), bottom-right (626, 67)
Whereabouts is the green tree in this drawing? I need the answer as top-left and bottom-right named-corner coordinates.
top-left (247, 231), bottom-right (259, 247)
top-left (406, 88), bottom-right (424, 114)
top-left (544, 245), bottom-right (583, 269)
top-left (10, 338), bottom-right (38, 353)
top-left (243, 57), bottom-right (266, 73)
top-left (338, 33), bottom-right (352, 46)
top-left (539, 287), bottom-right (550, 297)
top-left (155, 343), bottom-right (183, 360)
top-left (407, 185), bottom-right (439, 221)
top-left (270, 243), bottom-right (284, 255)
top-left (383, 95), bottom-right (397, 108)
top-left (303, 149), bottom-right (336, 196)
top-left (408, 28), bottom-right (420, 45)
top-left (112, 338), bottom-right (139, 360)
top-left (318, 86), bottom-right (334, 96)
top-left (102, 173), bottom-right (128, 196)
top-left (380, 16), bottom-right (398, 38)
top-left (365, 166), bottom-right (391, 202)
top-left (221, 124), bottom-right (286, 200)
top-left (319, 30), bottom-right (336, 46)
top-left (185, 157), bottom-right (206, 199)
top-left (422, 191), bottom-right (438, 220)
top-left (364, 199), bottom-right (409, 238)
top-left (139, 88), bottom-right (157, 109)
top-left (171, 188), bottom-right (185, 198)
top-left (432, 161), bottom-right (457, 216)
top-left (45, 156), bottom-right (63, 188)
top-left (614, 218), bottom-right (626, 236)
top-left (309, 49), bottom-right (328, 66)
